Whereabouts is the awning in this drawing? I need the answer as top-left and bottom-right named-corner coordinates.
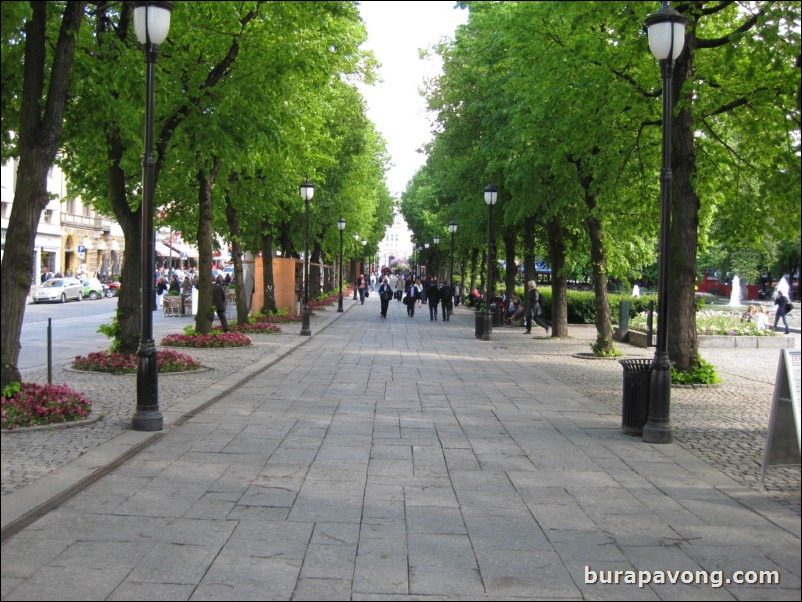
top-left (167, 242), bottom-right (199, 259)
top-left (155, 241), bottom-right (174, 257)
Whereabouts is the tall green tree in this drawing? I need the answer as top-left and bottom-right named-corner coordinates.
top-left (1, 1), bottom-right (86, 388)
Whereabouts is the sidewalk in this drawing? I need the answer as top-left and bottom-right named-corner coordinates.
top-left (1, 295), bottom-right (800, 600)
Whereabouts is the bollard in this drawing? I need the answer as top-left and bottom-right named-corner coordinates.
top-left (47, 318), bottom-right (53, 385)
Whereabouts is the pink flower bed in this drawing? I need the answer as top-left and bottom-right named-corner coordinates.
top-left (226, 322), bottom-right (282, 334)
top-left (2, 382), bottom-right (92, 430)
top-left (161, 332), bottom-right (251, 348)
top-left (72, 350), bottom-right (201, 374)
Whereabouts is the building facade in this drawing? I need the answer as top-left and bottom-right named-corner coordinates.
top-left (377, 205), bottom-right (413, 269)
top-left (1, 159), bottom-right (125, 286)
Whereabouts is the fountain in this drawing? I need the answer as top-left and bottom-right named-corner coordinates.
top-left (729, 275), bottom-right (741, 306)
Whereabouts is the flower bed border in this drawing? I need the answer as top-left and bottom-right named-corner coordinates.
top-left (1, 408), bottom-right (103, 434)
top-left (624, 330), bottom-right (793, 349)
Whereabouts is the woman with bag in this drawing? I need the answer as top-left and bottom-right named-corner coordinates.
top-left (773, 291), bottom-right (791, 334)
top-left (357, 274), bottom-right (367, 304)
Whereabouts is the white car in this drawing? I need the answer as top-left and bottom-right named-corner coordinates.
top-left (32, 277), bottom-right (84, 303)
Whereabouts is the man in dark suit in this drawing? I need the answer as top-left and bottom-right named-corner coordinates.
top-left (211, 281), bottom-right (230, 332)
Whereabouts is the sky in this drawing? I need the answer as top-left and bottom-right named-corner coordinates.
top-left (357, 1), bottom-right (469, 198)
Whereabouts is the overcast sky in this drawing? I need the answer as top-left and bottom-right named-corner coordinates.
top-left (357, 1), bottom-right (469, 198)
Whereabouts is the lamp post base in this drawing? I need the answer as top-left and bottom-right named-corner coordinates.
top-left (337, 295), bottom-right (343, 312)
top-left (642, 354), bottom-right (673, 443)
top-left (132, 409), bottom-right (164, 431)
top-left (133, 341), bottom-right (162, 431)
top-left (301, 306), bottom-right (312, 336)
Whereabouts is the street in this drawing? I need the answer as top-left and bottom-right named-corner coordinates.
top-left (19, 296), bottom-right (119, 372)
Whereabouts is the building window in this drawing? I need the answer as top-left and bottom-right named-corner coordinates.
top-left (43, 209), bottom-right (53, 223)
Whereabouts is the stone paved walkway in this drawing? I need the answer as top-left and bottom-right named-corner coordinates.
top-left (1, 294), bottom-right (800, 600)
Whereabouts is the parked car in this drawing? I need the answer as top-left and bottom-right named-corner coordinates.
top-left (82, 278), bottom-right (106, 300)
top-left (32, 277), bottom-right (84, 303)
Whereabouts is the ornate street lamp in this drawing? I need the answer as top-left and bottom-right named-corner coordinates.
top-left (481, 184), bottom-right (498, 341)
top-left (353, 233), bottom-right (359, 300)
top-left (337, 217), bottom-right (346, 312)
top-left (642, 1), bottom-right (686, 444)
top-left (449, 220), bottom-right (457, 286)
top-left (300, 179), bottom-right (314, 336)
top-left (424, 242), bottom-right (430, 279)
top-left (362, 239), bottom-right (367, 281)
top-left (132, 1), bottom-right (173, 432)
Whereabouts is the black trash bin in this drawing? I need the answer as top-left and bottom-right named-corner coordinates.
top-left (619, 359), bottom-right (652, 436)
top-left (475, 310), bottom-right (485, 338)
top-left (491, 302), bottom-right (502, 326)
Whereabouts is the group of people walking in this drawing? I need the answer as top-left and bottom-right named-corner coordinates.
top-left (356, 274), bottom-right (554, 336)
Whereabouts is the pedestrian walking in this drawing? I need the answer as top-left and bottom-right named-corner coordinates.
top-left (427, 276), bottom-right (440, 321)
top-left (405, 279), bottom-right (421, 317)
top-left (357, 274), bottom-right (367, 304)
top-left (378, 278), bottom-right (393, 319)
top-left (525, 280), bottom-right (550, 335)
top-left (773, 290), bottom-right (791, 334)
top-left (440, 281), bottom-right (453, 321)
top-left (211, 280), bottom-right (230, 332)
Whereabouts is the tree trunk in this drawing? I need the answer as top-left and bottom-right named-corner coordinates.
top-left (311, 243), bottom-right (323, 299)
top-left (547, 216), bottom-right (568, 339)
top-left (224, 192), bottom-right (249, 324)
top-left (669, 37), bottom-right (700, 372)
top-left (585, 203), bottom-right (614, 352)
top-left (194, 160), bottom-right (219, 334)
top-left (468, 247), bottom-right (479, 294)
top-left (522, 216), bottom-right (536, 325)
top-left (1, 2), bottom-right (85, 388)
top-left (572, 155), bottom-right (613, 353)
top-left (260, 220), bottom-right (278, 314)
top-left (503, 230), bottom-right (517, 301)
top-left (106, 128), bottom-right (142, 355)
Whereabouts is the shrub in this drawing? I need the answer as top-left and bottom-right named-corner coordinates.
top-left (2, 382), bottom-right (92, 430)
top-left (672, 355), bottom-right (722, 385)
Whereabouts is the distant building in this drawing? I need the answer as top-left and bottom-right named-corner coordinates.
top-left (1, 159), bottom-right (126, 286)
top-left (377, 204), bottom-right (413, 268)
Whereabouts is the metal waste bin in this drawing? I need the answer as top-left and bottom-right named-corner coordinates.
top-left (620, 359), bottom-right (652, 435)
top-left (491, 302), bottom-right (502, 326)
top-left (475, 310), bottom-right (485, 338)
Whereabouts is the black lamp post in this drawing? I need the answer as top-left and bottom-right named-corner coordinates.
top-left (482, 184), bottom-right (498, 341)
top-left (642, 1), bottom-right (686, 444)
top-left (337, 217), bottom-right (345, 312)
top-left (133, 1), bottom-right (173, 432)
top-left (433, 235), bottom-right (440, 280)
top-left (424, 242), bottom-right (430, 279)
top-left (449, 220), bottom-right (457, 286)
top-left (362, 239), bottom-right (367, 282)
top-left (300, 180), bottom-right (314, 336)
top-left (353, 233), bottom-right (359, 300)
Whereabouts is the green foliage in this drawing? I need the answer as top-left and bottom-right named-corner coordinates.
top-left (590, 339), bottom-right (623, 358)
top-left (97, 318), bottom-right (121, 353)
top-left (672, 355), bottom-right (721, 386)
top-left (2, 380), bottom-right (21, 400)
